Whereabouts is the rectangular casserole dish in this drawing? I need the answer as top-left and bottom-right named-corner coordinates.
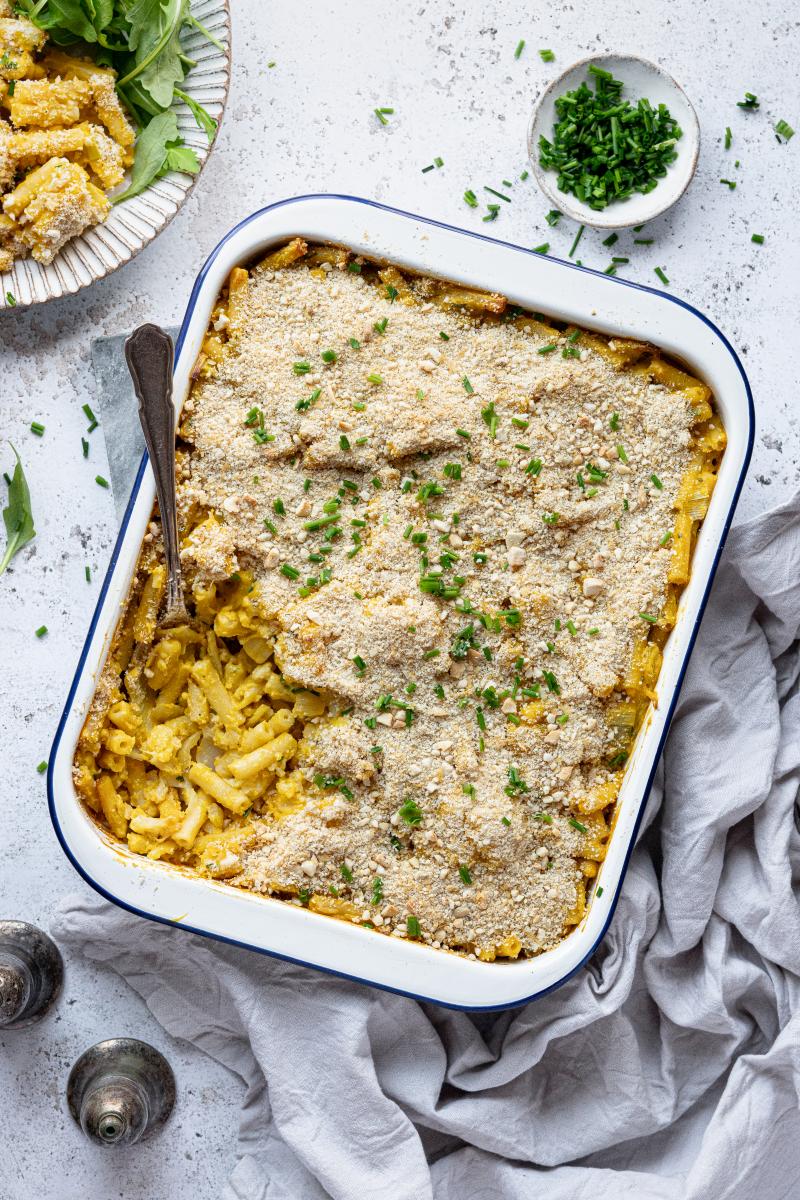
top-left (49, 195), bottom-right (754, 1010)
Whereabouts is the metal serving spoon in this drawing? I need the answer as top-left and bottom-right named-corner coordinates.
top-left (125, 323), bottom-right (191, 629)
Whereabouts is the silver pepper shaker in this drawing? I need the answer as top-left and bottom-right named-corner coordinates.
top-left (0, 921), bottom-right (63, 1029)
top-left (67, 1039), bottom-right (176, 1147)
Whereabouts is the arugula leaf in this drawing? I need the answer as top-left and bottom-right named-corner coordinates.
top-left (114, 109), bottom-right (177, 199)
top-left (114, 110), bottom-right (198, 200)
top-left (174, 86), bottom-right (216, 138)
top-left (120, 0), bottom-right (186, 108)
top-left (0, 446), bottom-right (36, 577)
top-left (163, 138), bottom-right (199, 173)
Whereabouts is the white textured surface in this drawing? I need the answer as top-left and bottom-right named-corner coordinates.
top-left (0, 2), bottom-right (797, 1196)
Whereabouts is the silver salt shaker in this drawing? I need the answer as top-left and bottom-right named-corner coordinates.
top-left (0, 920), bottom-right (63, 1028)
top-left (67, 1038), bottom-right (176, 1147)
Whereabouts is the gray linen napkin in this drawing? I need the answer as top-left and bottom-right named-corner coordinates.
top-left (54, 338), bottom-right (800, 1198)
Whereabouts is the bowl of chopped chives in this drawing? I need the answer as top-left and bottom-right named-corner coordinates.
top-left (528, 54), bottom-right (700, 229)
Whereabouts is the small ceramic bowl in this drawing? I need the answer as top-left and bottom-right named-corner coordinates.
top-left (528, 54), bottom-right (700, 230)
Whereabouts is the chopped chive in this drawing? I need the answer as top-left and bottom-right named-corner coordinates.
top-left (775, 119), bottom-right (794, 141)
top-left (514, 39), bottom-right (525, 59)
top-left (602, 232), bottom-right (618, 247)
top-left (568, 224), bottom-right (585, 258)
top-left (35, 625), bottom-right (47, 638)
top-left (596, 885), bottom-right (604, 897)
top-left (456, 428), bottom-right (471, 439)
top-left (650, 473), bottom-right (663, 490)
top-left (374, 107), bottom-right (393, 125)
top-left (407, 915), bottom-right (421, 938)
top-left (439, 330), bottom-right (450, 340)
top-left (421, 164), bottom-right (434, 174)
top-left (95, 475), bottom-right (109, 488)
top-left (724, 126), bottom-right (732, 150)
top-left (462, 376), bottom-right (474, 394)
top-left (569, 816), bottom-right (587, 834)
top-left (6, 291), bottom-right (16, 306)
top-left (463, 189), bottom-right (478, 208)
top-left (30, 421), bottom-right (44, 436)
top-left (659, 530), bottom-right (672, 546)
top-left (81, 437), bottom-right (89, 458)
top-left (532, 242), bottom-right (550, 254)
top-left (321, 349), bottom-right (337, 363)
top-left (273, 498), bottom-right (286, 515)
top-left (434, 156), bottom-right (444, 168)
top-left (616, 444), bottom-right (628, 463)
top-left (484, 185), bottom-right (511, 202)
top-left (639, 611), bottom-right (658, 624)
top-left (366, 373), bottom-right (383, 385)
top-left (610, 411), bottom-right (620, 430)
top-left (537, 343), bottom-right (557, 354)
top-left (36, 760), bottom-right (47, 774)
top-left (84, 565), bottom-right (91, 582)
top-left (736, 92), bottom-right (759, 109)
top-left (545, 209), bottom-right (561, 225)
top-left (654, 266), bottom-right (670, 285)
top-left (634, 238), bottom-right (654, 244)
top-left (539, 48), bottom-right (555, 61)
top-left (751, 233), bottom-right (765, 244)
top-left (293, 361), bottom-right (311, 375)
top-left (458, 864), bottom-right (472, 884)
top-left (520, 169), bottom-right (529, 181)
top-left (280, 563), bottom-right (300, 580)
top-left (720, 178), bottom-right (736, 190)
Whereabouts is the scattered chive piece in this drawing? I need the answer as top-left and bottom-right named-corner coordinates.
top-left (639, 612), bottom-right (658, 624)
top-left (30, 421), bottom-right (44, 436)
top-left (596, 885), bottom-right (604, 897)
top-left (514, 39), bottom-right (525, 59)
top-left (84, 565), bottom-right (91, 582)
top-left (654, 266), bottom-right (670, 285)
top-left (724, 126), bottom-right (732, 149)
top-left (650, 473), bottom-right (663, 490)
top-left (545, 209), bottom-right (561, 225)
top-left (484, 185), bottom-right (511, 202)
top-left (612, 256), bottom-right (629, 264)
top-left (602, 232), bottom-right (618, 247)
top-left (36, 761), bottom-right (47, 774)
top-left (462, 376), bottom-right (474, 394)
top-left (537, 343), bottom-right (557, 354)
top-left (434, 156), bottom-right (444, 168)
top-left (292, 361), bottom-right (311, 375)
top-left (659, 530), bottom-right (672, 546)
top-left (568, 224), bottom-right (585, 258)
top-left (35, 625), bottom-right (47, 637)
top-left (616, 444), bottom-right (628, 463)
top-left (501, 816), bottom-right (511, 826)
top-left (610, 411), bottom-right (620, 430)
top-left (634, 238), bottom-right (654, 244)
top-left (539, 48), bottom-right (555, 61)
top-left (439, 330), bottom-right (449, 340)
top-left (751, 233), bottom-right (765, 244)
top-left (407, 915), bottom-right (421, 938)
top-left (339, 435), bottom-right (351, 451)
top-left (720, 178), bottom-right (736, 190)
top-left (321, 348), bottom-right (337, 363)
top-left (736, 92), bottom-right (759, 109)
top-left (82, 403), bottom-right (97, 427)
top-left (280, 563), bottom-right (300, 580)
top-left (95, 475), bottom-right (109, 488)
top-left (340, 862), bottom-right (353, 883)
top-left (603, 264), bottom-right (617, 276)
top-left (6, 291), bottom-right (16, 306)
top-left (458, 864), bottom-right (472, 885)
top-left (464, 189), bottom-right (478, 208)
top-left (81, 437), bottom-right (89, 458)
top-left (374, 107), bottom-right (394, 125)
top-left (366, 373), bottom-right (383, 385)
top-left (532, 242), bottom-right (550, 254)
top-left (421, 164), bottom-right (434, 174)
top-left (775, 119), bottom-right (794, 142)
top-left (520, 169), bottom-right (529, 180)
top-left (569, 817), bottom-right (588, 834)
top-left (273, 498), bottom-right (285, 515)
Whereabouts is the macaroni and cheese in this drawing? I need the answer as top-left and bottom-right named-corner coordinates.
top-left (74, 240), bottom-right (725, 961)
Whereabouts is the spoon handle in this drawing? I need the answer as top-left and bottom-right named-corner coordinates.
top-left (124, 324), bottom-right (184, 618)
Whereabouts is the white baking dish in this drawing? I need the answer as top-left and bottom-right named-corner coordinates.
top-left (48, 195), bottom-right (754, 1010)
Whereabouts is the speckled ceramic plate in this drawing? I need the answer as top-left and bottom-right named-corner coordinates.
top-left (1, 0), bottom-right (230, 310)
